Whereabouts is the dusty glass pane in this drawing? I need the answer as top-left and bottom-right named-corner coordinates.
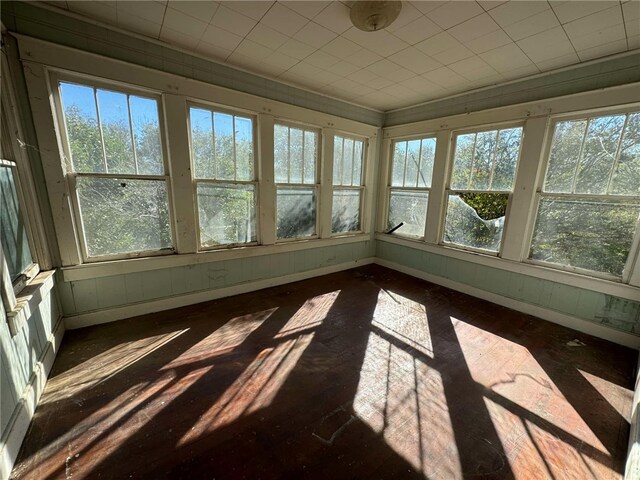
top-left (235, 116), bottom-right (254, 181)
top-left (333, 136), bottom-right (343, 185)
top-left (353, 140), bottom-right (364, 186)
top-left (59, 82), bottom-right (104, 173)
top-left (274, 124), bottom-right (289, 183)
top-left (332, 189), bottom-right (361, 233)
top-left (405, 139), bottom-right (421, 188)
top-left (130, 96), bottom-right (163, 175)
top-left (342, 138), bottom-right (354, 186)
top-left (611, 112), bottom-right (640, 195)
top-left (97, 89), bottom-right (135, 174)
top-left (418, 138), bottom-right (435, 188)
top-left (451, 133), bottom-right (475, 190)
top-left (444, 192), bottom-right (508, 252)
top-left (544, 120), bottom-right (587, 193)
top-left (492, 128), bottom-right (522, 190)
top-left (391, 141), bottom-right (406, 187)
top-left (76, 177), bottom-right (172, 257)
top-left (387, 189), bottom-right (428, 238)
top-left (0, 166), bottom-right (34, 281)
top-left (198, 183), bottom-right (256, 247)
top-left (289, 127), bottom-right (303, 184)
top-left (304, 131), bottom-right (316, 184)
top-left (576, 115), bottom-right (625, 194)
top-left (190, 107), bottom-right (214, 179)
top-left (214, 112), bottom-right (234, 180)
top-left (530, 198), bottom-right (640, 276)
top-left (470, 131), bottom-right (497, 190)
top-left (277, 187), bottom-right (316, 239)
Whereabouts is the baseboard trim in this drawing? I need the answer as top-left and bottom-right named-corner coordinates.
top-left (1, 317), bottom-right (65, 480)
top-left (64, 257), bottom-right (376, 330)
top-left (375, 258), bottom-right (640, 350)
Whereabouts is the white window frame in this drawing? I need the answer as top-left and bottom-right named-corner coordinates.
top-left (331, 133), bottom-right (368, 236)
top-left (274, 120), bottom-right (321, 243)
top-left (385, 133), bottom-right (438, 240)
top-left (49, 71), bottom-right (176, 263)
top-left (526, 105), bottom-right (640, 282)
top-left (187, 101), bottom-right (259, 250)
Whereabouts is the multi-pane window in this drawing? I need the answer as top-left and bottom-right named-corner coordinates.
top-left (58, 81), bottom-right (172, 259)
top-left (530, 111), bottom-right (640, 277)
top-left (387, 137), bottom-right (436, 238)
top-left (189, 107), bottom-right (256, 248)
top-left (332, 135), bottom-right (365, 234)
top-left (443, 127), bottom-right (523, 253)
top-left (274, 123), bottom-right (318, 240)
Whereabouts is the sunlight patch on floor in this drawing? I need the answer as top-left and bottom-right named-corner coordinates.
top-left (580, 369), bottom-right (633, 423)
top-left (274, 291), bottom-right (340, 338)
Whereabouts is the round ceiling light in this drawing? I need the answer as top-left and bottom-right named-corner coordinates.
top-left (350, 1), bottom-right (403, 32)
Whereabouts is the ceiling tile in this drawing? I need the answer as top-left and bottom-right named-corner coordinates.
top-left (345, 48), bottom-right (384, 68)
top-left (411, 1), bottom-right (447, 15)
top-left (535, 52), bottom-right (580, 71)
top-left (261, 3), bottom-right (310, 36)
top-left (391, 15), bottom-right (442, 45)
top-left (247, 24), bottom-right (289, 51)
top-left (388, 47), bottom-right (442, 74)
top-left (449, 56), bottom-right (498, 80)
top-left (500, 63), bottom-right (540, 81)
top-left (384, 66), bottom-right (419, 82)
top-left (550, 0), bottom-right (617, 24)
top-left (223, 1), bottom-right (274, 21)
top-left (448, 13), bottom-right (500, 43)
top-left (365, 58), bottom-right (403, 77)
top-left (422, 67), bottom-right (470, 89)
top-left (265, 51), bottom-right (299, 70)
top-left (166, 1), bottom-right (219, 23)
top-left (117, 1), bottom-right (166, 25)
top-left (386, 1), bottom-right (423, 31)
top-left (234, 39), bottom-right (274, 61)
top-left (415, 31), bottom-right (460, 56)
top-left (488, 0), bottom-right (549, 27)
top-left (380, 83), bottom-right (417, 99)
top-left (163, 7), bottom-right (208, 38)
top-left (117, 13), bottom-right (162, 38)
top-left (196, 41), bottom-right (232, 61)
top-left (627, 35), bottom-right (640, 49)
top-left (466, 29), bottom-right (513, 54)
top-left (563, 6), bottom-right (624, 40)
top-left (305, 50), bottom-right (341, 69)
top-left (480, 43), bottom-right (533, 73)
top-left (343, 28), bottom-right (409, 57)
top-left (477, 1), bottom-right (507, 11)
top-left (622, 0), bottom-right (640, 22)
top-left (201, 25), bottom-right (244, 51)
top-left (287, 61), bottom-right (323, 80)
top-left (577, 38), bottom-right (629, 61)
top-left (346, 68), bottom-right (378, 85)
top-left (517, 26), bottom-right (576, 63)
top-left (366, 76), bottom-right (395, 90)
top-left (432, 43), bottom-right (475, 66)
top-left (276, 39), bottom-right (316, 60)
top-left (69, 1), bottom-right (117, 25)
top-left (280, 1), bottom-right (328, 19)
top-left (210, 5), bottom-right (257, 37)
top-left (321, 36), bottom-right (361, 59)
top-left (326, 60), bottom-right (360, 76)
top-left (427, 1), bottom-right (484, 29)
top-left (627, 18), bottom-right (640, 37)
top-left (159, 26), bottom-right (200, 50)
top-left (502, 8), bottom-right (559, 41)
top-left (293, 21), bottom-right (336, 48)
top-left (312, 1), bottom-right (353, 34)
top-left (570, 24), bottom-right (627, 51)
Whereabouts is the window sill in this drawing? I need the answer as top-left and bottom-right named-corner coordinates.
top-left (61, 233), bottom-right (372, 282)
top-left (7, 270), bottom-right (56, 336)
top-left (376, 233), bottom-right (639, 302)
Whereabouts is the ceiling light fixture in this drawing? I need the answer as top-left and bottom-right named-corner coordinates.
top-left (350, 1), bottom-right (403, 32)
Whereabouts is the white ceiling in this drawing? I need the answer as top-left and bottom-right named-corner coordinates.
top-left (40, 1), bottom-right (640, 111)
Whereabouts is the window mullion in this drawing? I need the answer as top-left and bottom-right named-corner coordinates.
top-left (93, 89), bottom-right (109, 173)
top-left (467, 134), bottom-right (478, 190)
top-left (319, 130), bottom-right (334, 239)
top-left (570, 119), bottom-right (590, 194)
top-left (488, 130), bottom-right (499, 189)
top-left (126, 95), bottom-right (140, 174)
top-left (258, 113), bottom-right (276, 245)
top-left (424, 131), bottom-right (451, 244)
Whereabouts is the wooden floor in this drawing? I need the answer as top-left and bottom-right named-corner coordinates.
top-left (11, 265), bottom-right (636, 479)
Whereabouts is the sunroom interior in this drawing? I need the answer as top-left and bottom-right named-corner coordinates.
top-left (1, 1), bottom-right (640, 479)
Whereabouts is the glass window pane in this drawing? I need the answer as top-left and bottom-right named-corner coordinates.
top-left (130, 96), bottom-right (163, 175)
top-left (612, 112), bottom-right (640, 195)
top-left (59, 82), bottom-right (104, 173)
top-left (274, 124), bottom-right (289, 183)
top-left (387, 189), bottom-right (428, 238)
top-left (576, 115), bottom-right (625, 194)
top-left (0, 166), bottom-right (34, 281)
top-left (451, 133), bottom-right (475, 190)
top-left (333, 137), bottom-right (343, 185)
top-left (332, 189), bottom-right (361, 233)
top-left (444, 192), bottom-right (508, 252)
top-left (304, 131), bottom-right (316, 184)
top-left (97, 89), bottom-right (134, 174)
top-left (530, 198), bottom-right (640, 276)
top-left (405, 139), bottom-right (421, 188)
top-left (235, 116), bottom-right (253, 181)
top-left (342, 138), bottom-right (354, 186)
top-left (544, 120), bottom-right (587, 193)
top-left (492, 128), bottom-right (522, 190)
top-left (353, 140), bottom-right (364, 186)
top-left (277, 187), bottom-right (316, 239)
top-left (197, 183), bottom-right (256, 247)
top-left (418, 138), bottom-right (435, 188)
top-left (76, 177), bottom-right (172, 257)
top-left (214, 112), bottom-right (234, 180)
top-left (190, 107), bottom-right (214, 179)
top-left (289, 128), bottom-right (303, 184)
top-left (470, 131), bottom-right (497, 190)
top-left (391, 141), bottom-right (406, 187)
